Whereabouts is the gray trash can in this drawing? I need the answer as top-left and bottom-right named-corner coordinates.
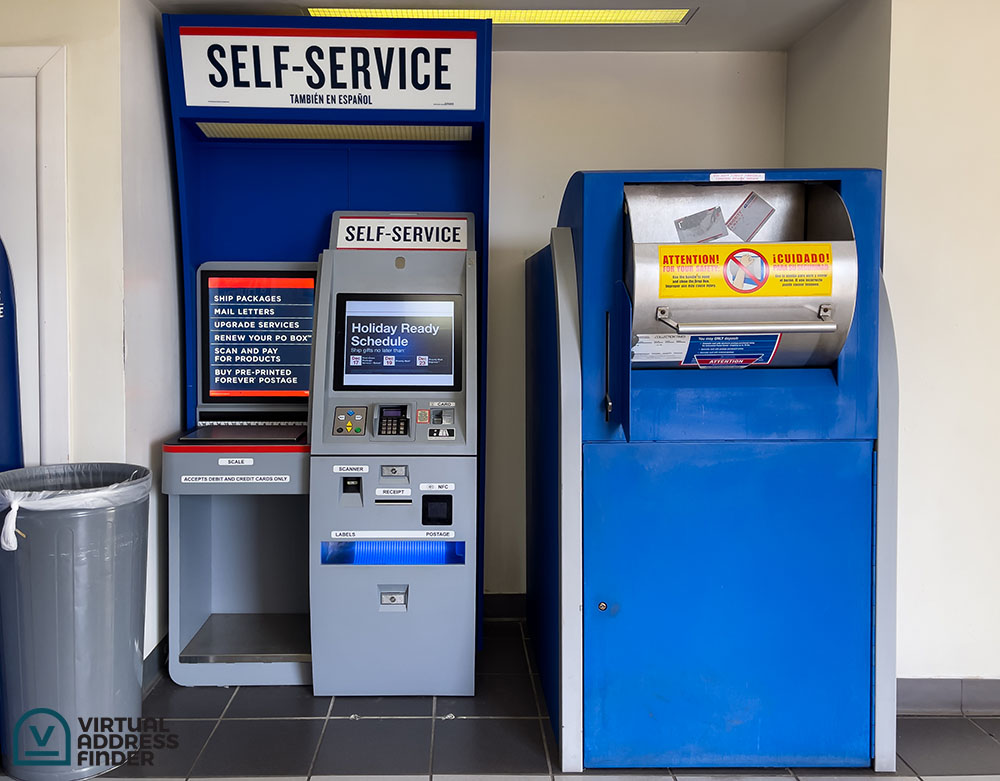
top-left (0, 463), bottom-right (151, 781)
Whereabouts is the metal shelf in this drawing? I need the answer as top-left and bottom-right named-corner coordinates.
top-left (179, 613), bottom-right (310, 664)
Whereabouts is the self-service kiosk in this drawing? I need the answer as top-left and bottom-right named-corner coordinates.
top-left (309, 211), bottom-right (477, 695)
top-left (526, 170), bottom-right (897, 771)
top-left (160, 13), bottom-right (491, 688)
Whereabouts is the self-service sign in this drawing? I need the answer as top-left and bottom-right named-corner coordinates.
top-left (178, 26), bottom-right (478, 110)
top-left (336, 216), bottom-right (469, 250)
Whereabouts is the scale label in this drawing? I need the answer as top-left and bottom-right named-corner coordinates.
top-left (333, 464), bottom-right (370, 473)
top-left (179, 27), bottom-right (478, 110)
top-left (419, 482), bottom-right (456, 491)
top-left (181, 474), bottom-right (290, 483)
top-left (375, 487), bottom-right (412, 497)
top-left (659, 243), bottom-right (833, 298)
top-left (218, 458), bottom-right (254, 466)
top-left (331, 529), bottom-right (456, 539)
top-left (336, 216), bottom-right (468, 250)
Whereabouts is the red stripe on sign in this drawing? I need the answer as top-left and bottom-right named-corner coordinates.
top-left (163, 444), bottom-right (310, 453)
top-left (209, 390), bottom-right (310, 398)
top-left (343, 216), bottom-right (468, 221)
top-left (207, 277), bottom-right (315, 289)
top-left (178, 27), bottom-right (478, 40)
top-left (335, 247), bottom-right (467, 251)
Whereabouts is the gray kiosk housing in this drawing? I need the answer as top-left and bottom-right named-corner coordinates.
top-left (309, 211), bottom-right (478, 696)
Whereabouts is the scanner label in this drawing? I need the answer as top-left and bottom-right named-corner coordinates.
top-left (179, 27), bottom-right (478, 111)
top-left (658, 243), bottom-right (833, 298)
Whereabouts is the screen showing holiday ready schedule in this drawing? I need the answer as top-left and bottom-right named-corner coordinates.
top-left (338, 297), bottom-right (459, 389)
top-left (205, 274), bottom-right (316, 400)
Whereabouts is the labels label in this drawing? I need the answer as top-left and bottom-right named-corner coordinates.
top-left (336, 216), bottom-right (468, 250)
top-left (331, 529), bottom-right (456, 539)
top-left (179, 27), bottom-right (478, 110)
top-left (659, 243), bottom-right (833, 298)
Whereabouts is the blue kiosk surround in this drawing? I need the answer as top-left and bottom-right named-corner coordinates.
top-left (161, 15), bottom-right (491, 685)
top-left (526, 169), bottom-right (896, 770)
top-left (162, 14), bottom-right (492, 428)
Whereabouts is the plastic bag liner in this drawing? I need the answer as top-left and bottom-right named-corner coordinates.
top-left (0, 463), bottom-right (152, 551)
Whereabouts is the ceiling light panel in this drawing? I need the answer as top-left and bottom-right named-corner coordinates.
top-left (307, 8), bottom-right (693, 25)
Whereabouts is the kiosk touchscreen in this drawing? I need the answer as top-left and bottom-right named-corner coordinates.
top-left (309, 211), bottom-right (477, 696)
top-left (181, 262), bottom-right (317, 441)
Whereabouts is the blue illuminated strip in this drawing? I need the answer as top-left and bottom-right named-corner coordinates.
top-left (321, 540), bottom-right (465, 566)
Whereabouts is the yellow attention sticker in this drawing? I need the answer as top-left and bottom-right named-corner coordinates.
top-left (658, 243), bottom-right (833, 298)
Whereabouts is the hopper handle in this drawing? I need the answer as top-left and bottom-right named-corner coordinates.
top-left (656, 306), bottom-right (837, 336)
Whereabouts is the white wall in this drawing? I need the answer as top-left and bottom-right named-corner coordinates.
top-left (785, 0), bottom-right (891, 171)
top-left (0, 1), bottom-right (125, 465)
top-left (121, 0), bottom-right (182, 655)
top-left (886, 0), bottom-right (1000, 679)
top-left (486, 50), bottom-right (788, 592)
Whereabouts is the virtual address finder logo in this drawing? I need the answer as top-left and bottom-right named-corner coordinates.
top-left (13, 708), bottom-right (71, 766)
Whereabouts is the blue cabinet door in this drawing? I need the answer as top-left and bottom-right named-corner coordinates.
top-left (583, 441), bottom-right (873, 767)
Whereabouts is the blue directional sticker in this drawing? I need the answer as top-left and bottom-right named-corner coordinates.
top-left (681, 334), bottom-right (780, 368)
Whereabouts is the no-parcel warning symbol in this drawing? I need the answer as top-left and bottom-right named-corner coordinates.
top-left (724, 249), bottom-right (769, 294)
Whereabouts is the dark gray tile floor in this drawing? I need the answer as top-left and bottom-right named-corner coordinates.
top-left (106, 621), bottom-right (1000, 780)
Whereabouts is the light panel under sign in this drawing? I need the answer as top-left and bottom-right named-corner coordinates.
top-left (178, 26), bottom-right (478, 110)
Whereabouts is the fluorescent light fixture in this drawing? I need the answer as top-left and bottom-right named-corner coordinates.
top-left (196, 122), bottom-right (473, 141)
top-left (307, 8), bottom-right (693, 25)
